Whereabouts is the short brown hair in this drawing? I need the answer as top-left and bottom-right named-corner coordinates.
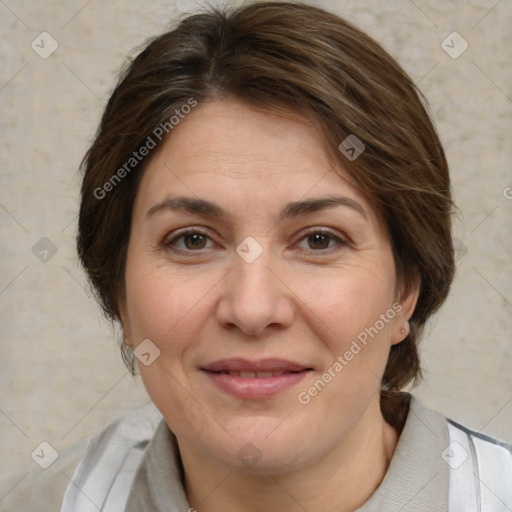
top-left (77, 1), bottom-right (455, 393)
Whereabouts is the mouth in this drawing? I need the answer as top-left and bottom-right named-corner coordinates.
top-left (211, 370), bottom-right (300, 378)
top-left (201, 358), bottom-right (313, 399)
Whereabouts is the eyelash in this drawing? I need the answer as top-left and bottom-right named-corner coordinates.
top-left (163, 227), bottom-right (348, 255)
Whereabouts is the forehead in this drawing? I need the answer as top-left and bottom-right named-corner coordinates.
top-left (134, 98), bottom-right (376, 222)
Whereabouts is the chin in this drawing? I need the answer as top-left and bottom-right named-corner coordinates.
top-left (202, 417), bottom-right (322, 475)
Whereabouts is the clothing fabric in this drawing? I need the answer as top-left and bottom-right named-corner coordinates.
top-left (2, 395), bottom-right (511, 511)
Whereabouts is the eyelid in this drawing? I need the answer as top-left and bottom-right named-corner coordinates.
top-left (297, 226), bottom-right (345, 240)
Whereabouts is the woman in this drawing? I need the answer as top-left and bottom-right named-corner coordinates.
top-left (4, 1), bottom-right (511, 511)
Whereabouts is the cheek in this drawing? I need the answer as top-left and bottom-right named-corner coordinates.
top-left (295, 267), bottom-right (398, 405)
top-left (299, 268), bottom-right (396, 340)
top-left (125, 267), bottom-right (219, 436)
top-left (295, 274), bottom-right (397, 412)
top-left (125, 262), bottom-right (206, 344)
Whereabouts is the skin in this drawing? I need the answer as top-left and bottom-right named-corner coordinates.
top-left (120, 98), bottom-right (419, 512)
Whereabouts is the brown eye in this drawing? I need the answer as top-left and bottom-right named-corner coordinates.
top-left (182, 233), bottom-right (207, 250)
top-left (307, 233), bottom-right (331, 250)
top-left (165, 230), bottom-right (214, 251)
top-left (296, 230), bottom-right (347, 252)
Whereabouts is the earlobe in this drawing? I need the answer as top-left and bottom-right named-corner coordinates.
top-left (399, 322), bottom-right (410, 337)
top-left (392, 320), bottom-right (410, 345)
top-left (123, 332), bottom-right (133, 347)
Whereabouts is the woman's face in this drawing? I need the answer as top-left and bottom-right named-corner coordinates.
top-left (121, 98), bottom-right (417, 474)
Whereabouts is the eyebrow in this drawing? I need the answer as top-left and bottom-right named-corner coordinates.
top-left (146, 194), bottom-right (367, 222)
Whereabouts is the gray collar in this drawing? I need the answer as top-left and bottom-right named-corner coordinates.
top-left (356, 395), bottom-right (449, 511)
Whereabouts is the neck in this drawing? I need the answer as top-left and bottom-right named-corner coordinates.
top-left (181, 395), bottom-right (399, 512)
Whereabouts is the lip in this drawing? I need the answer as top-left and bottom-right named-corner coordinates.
top-left (201, 358), bottom-right (312, 400)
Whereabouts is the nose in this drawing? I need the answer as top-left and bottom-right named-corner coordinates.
top-left (215, 244), bottom-right (295, 336)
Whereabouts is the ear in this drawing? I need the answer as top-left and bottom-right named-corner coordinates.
top-left (391, 272), bottom-right (421, 346)
top-left (118, 298), bottom-right (133, 347)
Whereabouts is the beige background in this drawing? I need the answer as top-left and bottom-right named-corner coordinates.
top-left (1, 0), bottom-right (511, 493)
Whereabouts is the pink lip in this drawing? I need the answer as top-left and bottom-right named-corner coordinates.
top-left (201, 358), bottom-right (312, 400)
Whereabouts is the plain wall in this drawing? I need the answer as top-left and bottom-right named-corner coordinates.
top-left (1, 0), bottom-right (511, 489)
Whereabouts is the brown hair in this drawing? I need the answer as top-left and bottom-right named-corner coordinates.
top-left (77, 1), bottom-right (455, 395)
